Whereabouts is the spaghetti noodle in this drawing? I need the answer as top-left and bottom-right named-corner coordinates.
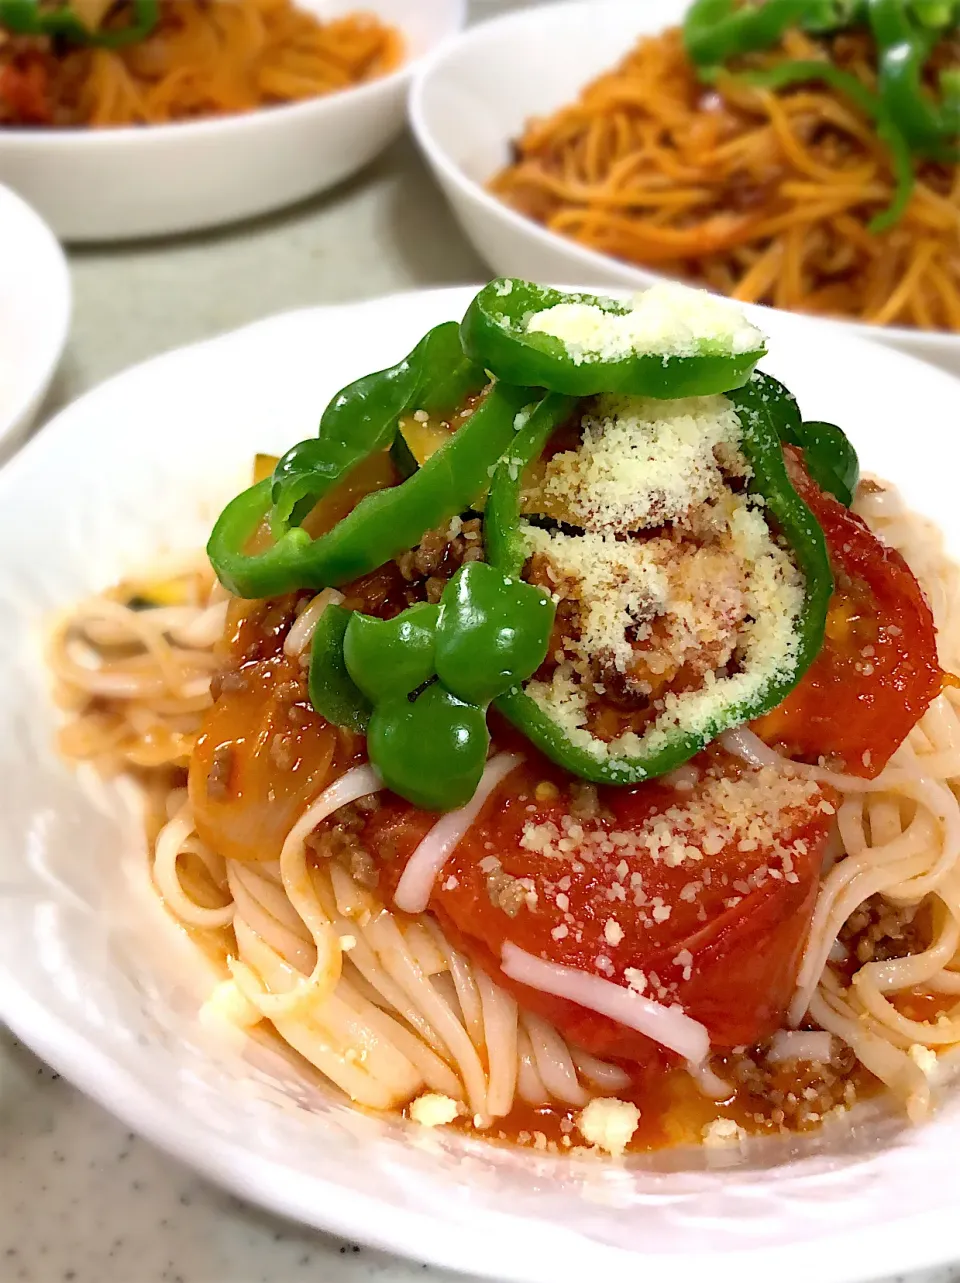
top-left (0, 2), bottom-right (403, 128)
top-left (490, 27), bottom-right (960, 330)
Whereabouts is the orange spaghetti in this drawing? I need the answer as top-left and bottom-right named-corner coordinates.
top-left (490, 27), bottom-right (960, 331)
top-left (0, 1), bottom-right (403, 128)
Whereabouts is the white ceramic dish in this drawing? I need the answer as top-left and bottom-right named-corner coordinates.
top-left (0, 182), bottom-right (70, 455)
top-left (410, 0), bottom-right (960, 378)
top-left (3, 286), bottom-right (960, 1283)
top-left (0, 0), bottom-right (464, 243)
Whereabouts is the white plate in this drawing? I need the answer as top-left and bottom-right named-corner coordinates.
top-left (0, 0), bottom-right (464, 243)
top-left (2, 287), bottom-right (960, 1283)
top-left (0, 183), bottom-right (70, 453)
top-left (409, 0), bottom-right (960, 379)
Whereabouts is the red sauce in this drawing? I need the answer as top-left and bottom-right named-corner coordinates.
top-left (443, 1054), bottom-right (877, 1153)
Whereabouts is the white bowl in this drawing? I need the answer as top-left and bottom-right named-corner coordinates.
top-left (3, 285), bottom-right (960, 1283)
top-left (409, 0), bottom-right (960, 378)
top-left (0, 0), bottom-right (464, 243)
top-left (0, 183), bottom-right (70, 454)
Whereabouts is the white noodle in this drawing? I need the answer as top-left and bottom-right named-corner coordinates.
top-left (394, 753), bottom-right (523, 913)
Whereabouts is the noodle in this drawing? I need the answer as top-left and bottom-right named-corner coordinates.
top-left (490, 27), bottom-right (960, 331)
top-left (0, 2), bottom-right (403, 128)
top-left (50, 477), bottom-right (960, 1146)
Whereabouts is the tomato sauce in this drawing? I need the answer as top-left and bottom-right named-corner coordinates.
top-left (442, 1051), bottom-right (876, 1154)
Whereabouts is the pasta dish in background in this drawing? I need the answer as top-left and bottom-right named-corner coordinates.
top-left (49, 278), bottom-right (960, 1156)
top-left (0, 1), bottom-right (402, 127)
top-left (490, 1), bottom-right (960, 331)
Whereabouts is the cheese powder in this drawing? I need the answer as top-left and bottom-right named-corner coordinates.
top-left (519, 391), bottom-right (804, 768)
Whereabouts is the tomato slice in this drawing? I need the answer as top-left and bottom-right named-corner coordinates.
top-left (753, 451), bottom-right (941, 777)
top-left (366, 758), bottom-right (834, 1064)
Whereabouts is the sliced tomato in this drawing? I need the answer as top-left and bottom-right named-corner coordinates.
top-left (753, 450), bottom-right (941, 777)
top-left (366, 758), bottom-right (833, 1065)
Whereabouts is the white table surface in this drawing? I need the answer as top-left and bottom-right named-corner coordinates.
top-left (3, 2), bottom-right (959, 1280)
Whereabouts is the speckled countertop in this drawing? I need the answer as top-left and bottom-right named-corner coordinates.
top-left (3, 2), bottom-right (960, 1280)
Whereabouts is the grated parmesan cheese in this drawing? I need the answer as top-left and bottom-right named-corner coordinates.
top-left (409, 1093), bottom-right (461, 1128)
top-left (576, 1097), bottom-right (641, 1156)
top-left (702, 1117), bottom-right (747, 1147)
top-left (522, 504), bottom-right (803, 770)
top-left (604, 917), bottom-right (625, 946)
top-left (625, 968), bottom-right (647, 994)
top-left (525, 281), bottom-right (765, 364)
top-left (519, 766), bottom-right (821, 901)
top-left (908, 1043), bottom-right (938, 1077)
top-left (537, 393), bottom-right (748, 533)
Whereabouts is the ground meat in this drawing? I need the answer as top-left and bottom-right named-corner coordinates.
top-left (840, 895), bottom-right (925, 965)
top-left (724, 1038), bottom-right (859, 1128)
top-left (209, 667), bottom-right (251, 703)
top-left (0, 46), bottom-right (54, 125)
top-left (269, 733), bottom-right (298, 771)
top-left (234, 593), bottom-right (307, 664)
top-left (306, 799), bottom-right (381, 888)
top-left (568, 782), bottom-right (601, 822)
top-left (593, 656), bottom-right (652, 710)
top-left (337, 519), bottom-right (484, 621)
top-left (206, 745), bottom-right (234, 799)
top-left (485, 868), bottom-right (527, 918)
top-left (395, 517), bottom-right (483, 593)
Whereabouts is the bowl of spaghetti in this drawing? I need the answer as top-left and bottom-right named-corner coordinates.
top-left (0, 0), bottom-right (464, 241)
top-left (409, 0), bottom-right (960, 375)
top-left (4, 280), bottom-right (960, 1280)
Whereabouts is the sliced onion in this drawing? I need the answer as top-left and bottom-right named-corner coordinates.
top-left (284, 588), bottom-right (344, 657)
top-left (501, 943), bottom-right (710, 1064)
top-left (719, 727), bottom-right (787, 770)
top-left (394, 753), bottom-right (523, 913)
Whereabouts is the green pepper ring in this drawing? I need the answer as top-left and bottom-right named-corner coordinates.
top-left (461, 280), bottom-right (767, 399)
top-left (487, 379), bottom-right (834, 784)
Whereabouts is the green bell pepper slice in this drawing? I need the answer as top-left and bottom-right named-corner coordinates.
top-left (367, 684), bottom-right (491, 812)
top-left (271, 322), bottom-right (486, 530)
top-left (868, 0), bottom-right (959, 158)
top-left (0, 0), bottom-right (159, 46)
top-left (683, 0), bottom-right (821, 68)
top-left (751, 373), bottom-right (859, 506)
top-left (310, 562), bottom-right (555, 810)
top-left (797, 421), bottom-right (860, 506)
top-left (343, 603), bottom-right (439, 704)
top-left (726, 60), bottom-right (916, 232)
top-left (434, 561), bottom-right (555, 706)
top-left (460, 280), bottom-right (766, 399)
top-left (308, 604), bottom-right (372, 734)
top-left (209, 382), bottom-right (557, 599)
top-left (488, 377), bottom-right (834, 784)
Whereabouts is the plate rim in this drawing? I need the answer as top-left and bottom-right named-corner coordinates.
top-left (0, 182), bottom-right (71, 452)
